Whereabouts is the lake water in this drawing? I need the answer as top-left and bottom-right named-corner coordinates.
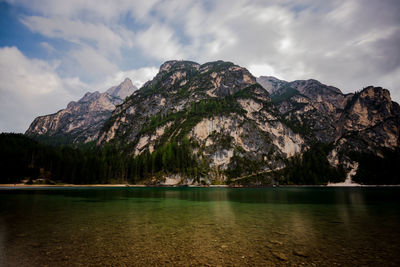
top-left (0, 187), bottom-right (399, 266)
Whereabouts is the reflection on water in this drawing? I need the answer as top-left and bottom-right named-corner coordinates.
top-left (0, 187), bottom-right (400, 266)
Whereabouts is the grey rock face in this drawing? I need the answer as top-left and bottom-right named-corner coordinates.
top-left (106, 78), bottom-right (137, 99)
top-left (257, 76), bottom-right (288, 95)
top-left (25, 78), bottom-right (137, 143)
top-left (335, 86), bottom-right (400, 154)
top-left (98, 61), bottom-right (305, 178)
top-left (262, 77), bottom-right (400, 160)
top-left (269, 78), bottom-right (351, 143)
top-left (24, 59), bottom-right (400, 181)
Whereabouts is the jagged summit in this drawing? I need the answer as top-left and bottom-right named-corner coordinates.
top-left (257, 76), bottom-right (288, 94)
top-left (26, 78), bottom-right (137, 143)
top-left (358, 86), bottom-right (392, 103)
top-left (334, 86), bottom-right (400, 152)
top-left (159, 60), bottom-right (200, 73)
top-left (25, 59), bottom-right (400, 185)
top-left (106, 78), bottom-right (137, 99)
top-left (139, 60), bottom-right (257, 100)
top-left (98, 60), bottom-right (304, 181)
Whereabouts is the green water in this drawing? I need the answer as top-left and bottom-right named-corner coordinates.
top-left (0, 187), bottom-right (399, 266)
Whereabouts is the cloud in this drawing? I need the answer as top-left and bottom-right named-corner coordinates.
top-left (14, 0), bottom-right (400, 97)
top-left (93, 67), bottom-right (159, 91)
top-left (0, 46), bottom-right (158, 133)
top-left (21, 16), bottom-right (125, 56)
top-left (0, 46), bottom-right (85, 132)
top-left (40, 42), bottom-right (56, 54)
top-left (68, 46), bottom-right (120, 81)
top-left (7, 0), bottom-right (159, 21)
top-left (135, 24), bottom-right (185, 60)
top-left (2, 0), bottom-right (400, 133)
top-left (247, 63), bottom-right (279, 78)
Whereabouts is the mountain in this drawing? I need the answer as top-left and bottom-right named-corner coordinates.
top-left (22, 61), bottom-right (400, 185)
top-left (258, 76), bottom-right (400, 153)
top-left (105, 78), bottom-right (137, 99)
top-left (257, 76), bottom-right (400, 183)
top-left (333, 86), bottom-right (400, 159)
top-left (25, 78), bottom-right (137, 143)
top-left (96, 60), bottom-right (307, 182)
top-left (257, 76), bottom-right (288, 95)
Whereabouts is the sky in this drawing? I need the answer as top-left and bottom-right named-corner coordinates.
top-left (0, 0), bottom-right (399, 133)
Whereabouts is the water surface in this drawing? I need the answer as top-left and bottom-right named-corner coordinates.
top-left (0, 187), bottom-right (399, 266)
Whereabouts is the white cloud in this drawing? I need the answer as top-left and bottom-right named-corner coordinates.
top-left (40, 42), bottom-right (56, 54)
top-left (21, 16), bottom-right (125, 57)
top-left (0, 46), bottom-right (86, 133)
top-left (68, 46), bottom-right (120, 81)
top-left (2, 0), bottom-right (400, 133)
top-left (0, 46), bottom-right (158, 133)
top-left (135, 24), bottom-right (185, 60)
top-left (248, 63), bottom-right (278, 78)
top-left (7, 0), bottom-right (160, 22)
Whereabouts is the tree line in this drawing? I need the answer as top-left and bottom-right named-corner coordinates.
top-left (0, 133), bottom-right (201, 184)
top-left (2, 133), bottom-right (398, 185)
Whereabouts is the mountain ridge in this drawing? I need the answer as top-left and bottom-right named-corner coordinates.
top-left (24, 60), bottom-right (400, 185)
top-left (25, 78), bottom-right (137, 143)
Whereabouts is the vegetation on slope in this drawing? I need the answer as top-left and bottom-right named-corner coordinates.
top-left (278, 143), bottom-right (346, 185)
top-left (350, 150), bottom-right (400, 185)
top-left (2, 133), bottom-right (399, 185)
top-left (0, 133), bottom-right (201, 184)
top-left (0, 134), bottom-right (341, 185)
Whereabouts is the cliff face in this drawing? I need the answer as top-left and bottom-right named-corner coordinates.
top-left (259, 77), bottom-right (352, 143)
top-left (259, 76), bottom-right (400, 176)
top-left (26, 78), bottom-right (137, 143)
top-left (261, 77), bottom-right (400, 151)
top-left (24, 60), bottom-right (400, 184)
top-left (98, 61), bottom-right (305, 178)
top-left (334, 86), bottom-right (400, 155)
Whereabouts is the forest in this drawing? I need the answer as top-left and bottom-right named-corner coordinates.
top-left (0, 133), bottom-right (199, 185)
top-left (277, 143), bottom-right (346, 185)
top-left (1, 133), bottom-right (399, 185)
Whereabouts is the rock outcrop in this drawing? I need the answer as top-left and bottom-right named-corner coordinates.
top-left (261, 77), bottom-right (400, 174)
top-left (26, 78), bottom-right (137, 143)
top-left (335, 86), bottom-right (400, 155)
top-left (265, 78), bottom-right (352, 142)
top-left (24, 60), bottom-right (400, 184)
top-left (98, 61), bottom-right (305, 179)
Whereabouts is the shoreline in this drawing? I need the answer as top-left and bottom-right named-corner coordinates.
top-left (0, 184), bottom-right (143, 188)
top-left (1, 184), bottom-right (400, 188)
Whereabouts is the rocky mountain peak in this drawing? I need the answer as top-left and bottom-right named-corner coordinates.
top-left (359, 86), bottom-right (392, 103)
top-left (79, 91), bottom-right (101, 103)
top-left (289, 79), bottom-right (343, 98)
top-left (24, 58), bottom-right (400, 185)
top-left (139, 60), bottom-right (257, 99)
top-left (198, 61), bottom-right (257, 97)
top-left (97, 59), bottom-right (305, 182)
top-left (106, 78), bottom-right (137, 100)
top-left (257, 76), bottom-right (288, 94)
top-left (341, 86), bottom-right (399, 132)
top-left (159, 60), bottom-right (200, 73)
top-left (26, 78), bottom-right (138, 143)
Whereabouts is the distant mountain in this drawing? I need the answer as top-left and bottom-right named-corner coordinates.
top-left (23, 62), bottom-right (400, 185)
top-left (105, 78), bottom-right (137, 99)
top-left (25, 78), bottom-right (137, 143)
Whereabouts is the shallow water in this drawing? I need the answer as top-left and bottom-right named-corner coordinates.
top-left (0, 187), bottom-right (399, 266)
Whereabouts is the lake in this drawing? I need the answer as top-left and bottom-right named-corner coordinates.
top-left (0, 187), bottom-right (399, 266)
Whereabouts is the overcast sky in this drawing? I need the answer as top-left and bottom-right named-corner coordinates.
top-left (1, 0), bottom-right (400, 133)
